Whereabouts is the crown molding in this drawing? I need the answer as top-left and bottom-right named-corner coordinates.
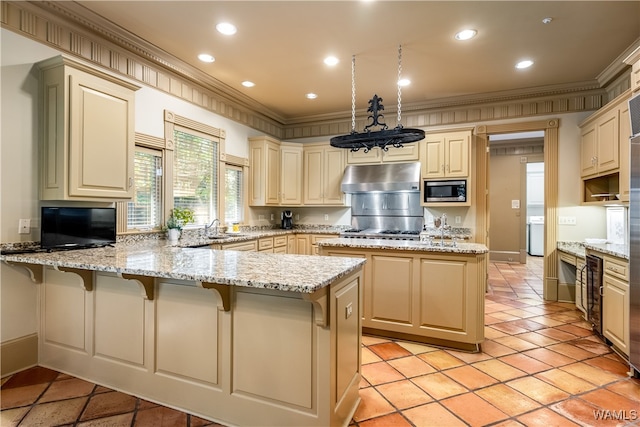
top-left (1, 1), bottom-right (631, 141)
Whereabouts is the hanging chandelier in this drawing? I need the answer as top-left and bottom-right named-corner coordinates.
top-left (330, 45), bottom-right (425, 152)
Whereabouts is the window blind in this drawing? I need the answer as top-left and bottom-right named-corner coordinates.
top-left (173, 129), bottom-right (218, 226)
top-left (225, 166), bottom-right (243, 223)
top-left (127, 148), bottom-right (162, 230)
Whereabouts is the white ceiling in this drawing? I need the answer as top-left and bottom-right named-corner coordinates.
top-left (71, 1), bottom-right (640, 123)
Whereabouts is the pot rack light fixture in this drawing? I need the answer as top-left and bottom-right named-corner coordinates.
top-left (330, 44), bottom-right (425, 152)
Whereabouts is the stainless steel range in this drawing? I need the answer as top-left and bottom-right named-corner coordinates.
top-left (340, 162), bottom-right (423, 240)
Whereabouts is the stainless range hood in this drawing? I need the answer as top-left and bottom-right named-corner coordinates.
top-left (341, 162), bottom-right (421, 193)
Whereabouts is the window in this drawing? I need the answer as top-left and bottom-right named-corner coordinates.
top-left (225, 165), bottom-right (244, 223)
top-left (127, 147), bottom-right (163, 230)
top-left (173, 128), bottom-right (218, 226)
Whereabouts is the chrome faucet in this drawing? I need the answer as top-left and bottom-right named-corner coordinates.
top-left (439, 214), bottom-right (451, 247)
top-left (204, 218), bottom-right (220, 236)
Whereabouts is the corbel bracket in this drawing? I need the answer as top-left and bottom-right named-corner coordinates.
top-left (55, 266), bottom-right (94, 291)
top-left (198, 282), bottom-right (231, 311)
top-left (302, 287), bottom-right (328, 328)
top-left (3, 261), bottom-right (43, 283)
top-left (119, 273), bottom-right (155, 300)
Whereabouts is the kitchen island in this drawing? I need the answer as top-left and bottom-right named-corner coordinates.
top-left (319, 238), bottom-right (488, 352)
top-left (1, 242), bottom-right (365, 427)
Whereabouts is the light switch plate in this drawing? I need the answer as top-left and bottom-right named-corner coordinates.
top-left (18, 218), bottom-right (30, 234)
top-left (511, 200), bottom-right (520, 209)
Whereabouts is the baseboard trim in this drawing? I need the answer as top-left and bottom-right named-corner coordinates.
top-left (1, 334), bottom-right (38, 377)
top-left (489, 251), bottom-right (522, 263)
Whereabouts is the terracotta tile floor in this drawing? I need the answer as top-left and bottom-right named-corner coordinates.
top-left (2, 257), bottom-right (640, 426)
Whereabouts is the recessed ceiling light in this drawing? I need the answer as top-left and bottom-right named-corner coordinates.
top-left (515, 60), bottom-right (534, 69)
top-left (216, 22), bottom-right (237, 35)
top-left (324, 56), bottom-right (339, 66)
top-left (398, 78), bottom-right (411, 87)
top-left (306, 93), bottom-right (318, 99)
top-left (542, 17), bottom-right (553, 24)
top-left (198, 54), bottom-right (215, 63)
top-left (242, 81), bottom-right (255, 88)
top-left (455, 29), bottom-right (477, 41)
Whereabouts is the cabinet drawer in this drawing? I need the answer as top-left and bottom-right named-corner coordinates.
top-left (558, 252), bottom-right (576, 266)
top-left (273, 236), bottom-right (288, 247)
top-left (258, 237), bottom-right (274, 251)
top-left (222, 240), bottom-right (257, 251)
top-left (604, 256), bottom-right (628, 281)
top-left (311, 234), bottom-right (338, 245)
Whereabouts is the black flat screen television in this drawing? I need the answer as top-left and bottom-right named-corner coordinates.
top-left (41, 207), bottom-right (116, 250)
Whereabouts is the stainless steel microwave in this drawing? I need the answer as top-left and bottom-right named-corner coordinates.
top-left (423, 179), bottom-right (467, 203)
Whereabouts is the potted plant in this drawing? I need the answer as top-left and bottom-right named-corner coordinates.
top-left (165, 207), bottom-right (195, 242)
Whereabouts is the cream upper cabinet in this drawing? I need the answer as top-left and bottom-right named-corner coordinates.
top-left (303, 143), bottom-right (345, 205)
top-left (38, 56), bottom-right (138, 201)
top-left (420, 131), bottom-right (470, 179)
top-left (580, 108), bottom-right (619, 178)
top-left (249, 137), bottom-right (302, 206)
top-left (280, 143), bottom-right (303, 205)
top-left (249, 136), bottom-right (280, 206)
top-left (346, 144), bottom-right (419, 164)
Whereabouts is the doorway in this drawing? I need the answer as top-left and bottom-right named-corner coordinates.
top-left (487, 133), bottom-right (544, 264)
top-left (475, 119), bottom-right (560, 301)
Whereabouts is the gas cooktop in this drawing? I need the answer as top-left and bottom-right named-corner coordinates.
top-left (340, 229), bottom-right (420, 240)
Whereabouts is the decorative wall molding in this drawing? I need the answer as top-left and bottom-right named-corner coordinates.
top-left (1, 1), bottom-right (632, 141)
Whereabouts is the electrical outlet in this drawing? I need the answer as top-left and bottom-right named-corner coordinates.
top-left (559, 216), bottom-right (577, 225)
top-left (345, 302), bottom-right (353, 319)
top-left (296, 214), bottom-right (300, 220)
top-left (455, 216), bottom-right (461, 224)
top-left (324, 214), bottom-right (329, 221)
top-left (270, 213), bottom-right (274, 221)
top-left (18, 218), bottom-right (30, 234)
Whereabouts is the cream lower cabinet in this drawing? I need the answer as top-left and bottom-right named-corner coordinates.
top-left (303, 144), bottom-right (345, 205)
top-left (38, 56), bottom-right (138, 200)
top-left (295, 235), bottom-right (311, 255)
top-left (602, 255), bottom-right (630, 355)
top-left (322, 247), bottom-right (485, 351)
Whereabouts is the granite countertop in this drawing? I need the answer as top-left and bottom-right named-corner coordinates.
top-left (316, 238), bottom-right (488, 254)
top-left (0, 240), bottom-right (365, 294)
top-left (557, 241), bottom-right (629, 260)
top-left (174, 227), bottom-right (340, 248)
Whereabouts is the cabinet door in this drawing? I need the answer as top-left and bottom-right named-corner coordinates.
top-left (603, 274), bottom-right (629, 355)
top-left (445, 133), bottom-right (470, 177)
top-left (596, 110), bottom-right (619, 174)
top-left (422, 138), bottom-right (444, 178)
top-left (381, 144), bottom-right (420, 162)
top-left (303, 147), bottom-right (324, 205)
top-left (323, 148), bottom-right (346, 204)
top-left (295, 235), bottom-right (311, 255)
top-left (68, 71), bottom-right (135, 198)
top-left (419, 258), bottom-right (467, 333)
top-left (580, 124), bottom-right (597, 177)
top-left (265, 143), bottom-right (281, 205)
top-left (280, 145), bottom-right (302, 205)
top-left (287, 235), bottom-right (297, 254)
top-left (369, 255), bottom-right (414, 326)
top-left (347, 148), bottom-right (381, 164)
top-left (619, 104), bottom-right (631, 202)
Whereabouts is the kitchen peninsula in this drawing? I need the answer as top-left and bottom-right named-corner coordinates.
top-left (1, 242), bottom-right (365, 427)
top-left (319, 238), bottom-right (489, 352)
